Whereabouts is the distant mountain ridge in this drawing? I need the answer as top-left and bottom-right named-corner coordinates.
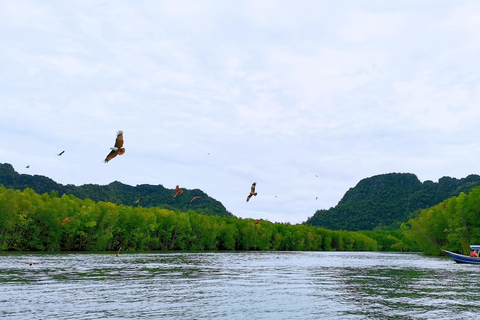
top-left (305, 172), bottom-right (480, 231)
top-left (0, 163), bottom-right (232, 218)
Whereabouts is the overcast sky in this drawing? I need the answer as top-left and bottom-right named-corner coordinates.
top-left (2, 1), bottom-right (480, 224)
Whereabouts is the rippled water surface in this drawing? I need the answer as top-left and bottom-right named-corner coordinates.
top-left (0, 251), bottom-right (478, 319)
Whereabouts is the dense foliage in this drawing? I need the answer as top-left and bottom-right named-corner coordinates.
top-left (404, 186), bottom-right (480, 256)
top-left (305, 173), bottom-right (480, 231)
top-left (0, 163), bottom-right (232, 218)
top-left (0, 186), bottom-right (382, 252)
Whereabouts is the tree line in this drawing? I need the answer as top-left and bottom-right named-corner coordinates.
top-left (0, 163), bottom-right (232, 218)
top-left (403, 186), bottom-right (480, 255)
top-left (0, 186), bottom-right (387, 252)
top-left (305, 173), bottom-right (480, 231)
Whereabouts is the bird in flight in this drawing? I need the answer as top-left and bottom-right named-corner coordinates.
top-left (190, 196), bottom-right (201, 203)
top-left (246, 182), bottom-right (257, 202)
top-left (173, 185), bottom-right (184, 197)
top-left (110, 247), bottom-right (122, 257)
top-left (21, 262), bottom-right (40, 266)
top-left (134, 196), bottom-right (146, 204)
top-left (25, 165), bottom-right (30, 168)
top-left (104, 130), bottom-right (125, 163)
top-left (57, 150), bottom-right (65, 156)
top-left (61, 217), bottom-right (70, 225)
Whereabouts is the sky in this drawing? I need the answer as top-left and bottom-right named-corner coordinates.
top-left (2, 1), bottom-right (480, 224)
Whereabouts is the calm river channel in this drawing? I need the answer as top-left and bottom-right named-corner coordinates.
top-left (0, 251), bottom-right (477, 319)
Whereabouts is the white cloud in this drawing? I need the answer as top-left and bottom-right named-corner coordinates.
top-left (338, 10), bottom-right (406, 43)
top-left (36, 55), bottom-right (100, 76)
top-left (2, 1), bottom-right (480, 224)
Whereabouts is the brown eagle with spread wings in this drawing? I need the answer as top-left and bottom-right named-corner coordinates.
top-left (104, 130), bottom-right (125, 163)
top-left (246, 182), bottom-right (257, 202)
top-left (134, 196), bottom-right (146, 204)
top-left (190, 196), bottom-right (201, 203)
top-left (109, 247), bottom-right (122, 257)
top-left (173, 185), bottom-right (183, 197)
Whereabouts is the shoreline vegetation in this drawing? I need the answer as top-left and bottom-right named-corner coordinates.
top-left (2, 184), bottom-right (480, 256)
top-left (0, 186), bottom-right (404, 253)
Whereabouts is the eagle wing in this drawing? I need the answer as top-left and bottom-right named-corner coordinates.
top-left (105, 149), bottom-right (118, 162)
top-left (114, 130), bottom-right (124, 148)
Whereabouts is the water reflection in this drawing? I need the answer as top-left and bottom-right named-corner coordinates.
top-left (0, 251), bottom-right (478, 319)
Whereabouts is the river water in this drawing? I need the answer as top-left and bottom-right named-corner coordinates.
top-left (0, 251), bottom-right (477, 319)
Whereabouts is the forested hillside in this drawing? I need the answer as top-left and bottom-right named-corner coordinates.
top-left (0, 163), bottom-right (232, 218)
top-left (405, 186), bottom-right (480, 256)
top-left (305, 173), bottom-right (480, 231)
top-left (0, 186), bottom-right (382, 252)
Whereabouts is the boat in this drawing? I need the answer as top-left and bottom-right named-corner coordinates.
top-left (443, 245), bottom-right (480, 264)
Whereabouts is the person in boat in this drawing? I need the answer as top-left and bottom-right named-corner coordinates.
top-left (470, 250), bottom-right (478, 257)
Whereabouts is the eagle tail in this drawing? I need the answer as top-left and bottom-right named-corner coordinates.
top-left (118, 148), bottom-right (125, 155)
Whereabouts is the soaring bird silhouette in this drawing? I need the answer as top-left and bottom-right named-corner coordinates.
top-left (173, 185), bottom-right (183, 197)
top-left (134, 196), bottom-right (146, 204)
top-left (104, 130), bottom-right (125, 163)
top-left (110, 247), bottom-right (122, 257)
top-left (246, 182), bottom-right (257, 202)
top-left (190, 196), bottom-right (201, 203)
top-left (57, 150), bottom-right (65, 156)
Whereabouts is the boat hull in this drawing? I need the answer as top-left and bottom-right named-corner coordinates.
top-left (443, 250), bottom-right (480, 265)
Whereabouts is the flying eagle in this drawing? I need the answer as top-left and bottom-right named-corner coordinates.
top-left (134, 196), bottom-right (146, 204)
top-left (104, 130), bottom-right (125, 163)
top-left (21, 262), bottom-right (40, 266)
top-left (173, 185), bottom-right (183, 197)
top-left (57, 150), bottom-right (65, 156)
top-left (190, 196), bottom-right (201, 203)
top-left (110, 247), bottom-right (122, 257)
top-left (246, 182), bottom-right (257, 202)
